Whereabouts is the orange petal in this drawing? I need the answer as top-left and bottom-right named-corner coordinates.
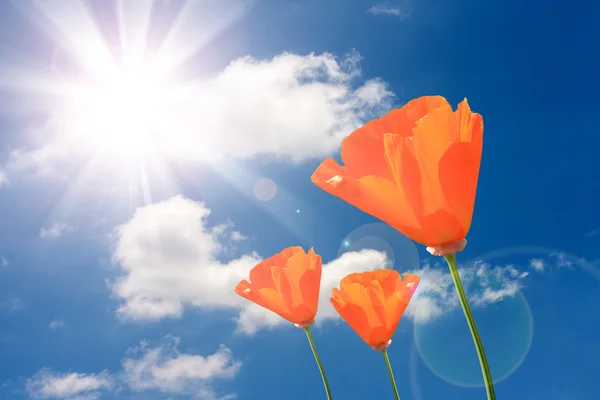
top-left (234, 280), bottom-right (253, 299)
top-left (399, 273), bottom-right (420, 295)
top-left (298, 251), bottom-right (322, 315)
top-left (438, 99), bottom-right (483, 234)
top-left (282, 251), bottom-right (309, 310)
top-left (312, 158), bottom-right (423, 241)
top-left (235, 246), bottom-right (322, 324)
top-left (368, 325), bottom-right (391, 347)
top-left (409, 101), bottom-right (454, 216)
top-left (255, 287), bottom-right (292, 321)
top-left (332, 300), bottom-right (372, 345)
top-left (418, 209), bottom-right (465, 246)
top-left (339, 96), bottom-right (449, 180)
top-left (384, 101), bottom-right (470, 246)
top-left (378, 269), bottom-right (403, 300)
top-left (366, 280), bottom-right (387, 331)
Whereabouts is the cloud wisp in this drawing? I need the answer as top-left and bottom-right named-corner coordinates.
top-left (39, 223), bottom-right (76, 239)
top-left (26, 369), bottom-right (113, 400)
top-left (25, 337), bottom-right (240, 400)
top-left (368, 1), bottom-right (413, 19)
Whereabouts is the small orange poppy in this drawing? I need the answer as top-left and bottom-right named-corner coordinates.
top-left (312, 96), bottom-right (483, 247)
top-left (331, 270), bottom-right (419, 348)
top-left (235, 246), bottom-right (322, 325)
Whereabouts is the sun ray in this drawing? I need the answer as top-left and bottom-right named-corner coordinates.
top-left (17, 0), bottom-right (116, 77)
top-left (155, 0), bottom-right (247, 75)
top-left (0, 63), bottom-right (79, 96)
top-left (138, 162), bottom-right (154, 207)
top-left (4, 0), bottom-right (250, 224)
top-left (116, 0), bottom-right (154, 65)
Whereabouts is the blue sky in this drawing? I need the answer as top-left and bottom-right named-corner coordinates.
top-left (0, 0), bottom-right (598, 399)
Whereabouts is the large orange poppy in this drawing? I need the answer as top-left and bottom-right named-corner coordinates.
top-left (235, 246), bottom-right (322, 325)
top-left (312, 96), bottom-right (483, 247)
top-left (331, 270), bottom-right (419, 348)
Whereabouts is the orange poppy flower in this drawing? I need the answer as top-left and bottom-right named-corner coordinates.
top-left (331, 270), bottom-right (419, 348)
top-left (235, 246), bottom-right (322, 325)
top-left (312, 96), bottom-right (483, 247)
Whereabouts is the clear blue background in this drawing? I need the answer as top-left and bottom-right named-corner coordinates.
top-left (0, 0), bottom-right (599, 399)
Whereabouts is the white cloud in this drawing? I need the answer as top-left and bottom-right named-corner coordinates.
top-left (405, 260), bottom-right (531, 323)
top-left (49, 318), bottom-right (65, 329)
top-left (551, 253), bottom-right (574, 269)
top-left (110, 195), bottom-right (392, 334)
top-left (528, 254), bottom-right (576, 274)
top-left (40, 223), bottom-right (75, 239)
top-left (0, 256), bottom-right (8, 268)
top-left (111, 195), bottom-right (261, 321)
top-left (122, 337), bottom-right (240, 398)
top-left (230, 231), bottom-right (247, 241)
top-left (177, 51), bottom-right (394, 162)
top-left (368, 1), bottom-right (413, 18)
top-left (7, 51), bottom-right (394, 178)
top-left (25, 338), bottom-right (239, 400)
top-left (25, 369), bottom-right (113, 400)
top-left (530, 258), bottom-right (545, 272)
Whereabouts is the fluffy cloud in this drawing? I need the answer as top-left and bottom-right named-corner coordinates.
top-left (6, 51), bottom-right (394, 178)
top-left (176, 52), bottom-right (394, 162)
top-left (529, 258), bottom-right (545, 272)
top-left (111, 195), bottom-right (260, 321)
top-left (122, 337), bottom-right (240, 399)
top-left (40, 223), bottom-right (75, 239)
top-left (110, 195), bottom-right (391, 334)
top-left (24, 338), bottom-right (239, 400)
top-left (25, 369), bottom-right (113, 400)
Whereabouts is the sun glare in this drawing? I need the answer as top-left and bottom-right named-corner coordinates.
top-left (7, 0), bottom-right (247, 199)
top-left (68, 65), bottom-right (174, 161)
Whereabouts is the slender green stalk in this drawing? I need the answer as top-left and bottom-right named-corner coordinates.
top-left (304, 327), bottom-right (333, 400)
top-left (444, 253), bottom-right (496, 400)
top-left (382, 348), bottom-right (401, 400)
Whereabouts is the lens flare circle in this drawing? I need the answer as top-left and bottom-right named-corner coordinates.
top-left (253, 177), bottom-right (277, 202)
top-left (412, 247), bottom-right (551, 388)
top-left (337, 222), bottom-right (420, 272)
top-left (414, 288), bottom-right (533, 387)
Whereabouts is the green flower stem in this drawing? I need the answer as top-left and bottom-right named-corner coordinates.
top-left (382, 348), bottom-right (401, 400)
top-left (304, 327), bottom-right (333, 400)
top-left (444, 253), bottom-right (496, 400)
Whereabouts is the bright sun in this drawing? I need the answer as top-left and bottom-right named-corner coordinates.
top-left (67, 65), bottom-right (176, 162)
top-left (8, 0), bottom-right (246, 196)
